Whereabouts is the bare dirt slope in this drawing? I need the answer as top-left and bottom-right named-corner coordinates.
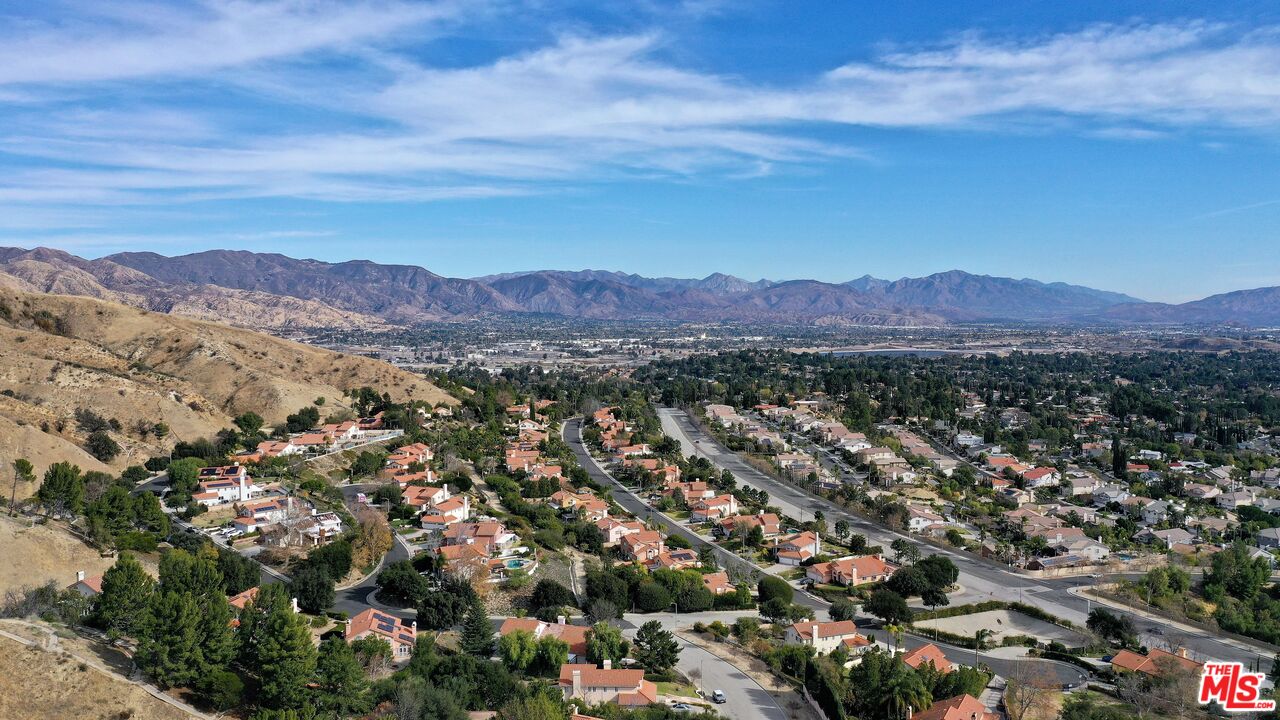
top-left (0, 633), bottom-right (195, 720)
top-left (0, 515), bottom-right (158, 595)
top-left (0, 288), bottom-right (455, 487)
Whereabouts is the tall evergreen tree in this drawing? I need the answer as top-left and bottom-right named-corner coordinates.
top-left (254, 591), bottom-right (317, 710)
top-left (93, 552), bottom-right (154, 636)
top-left (37, 461), bottom-right (84, 515)
top-left (237, 583), bottom-right (290, 669)
top-left (460, 601), bottom-right (494, 656)
top-left (315, 637), bottom-right (370, 716)
top-left (198, 593), bottom-right (237, 671)
top-left (632, 620), bottom-right (679, 674)
top-left (135, 590), bottom-right (203, 688)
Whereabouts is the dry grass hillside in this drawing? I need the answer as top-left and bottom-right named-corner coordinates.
top-left (0, 515), bottom-right (159, 595)
top-left (0, 289), bottom-right (455, 491)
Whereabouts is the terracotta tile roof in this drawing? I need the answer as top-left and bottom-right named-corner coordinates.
top-left (902, 643), bottom-right (953, 673)
top-left (789, 620), bottom-right (860, 640)
top-left (912, 694), bottom-right (996, 720)
top-left (1109, 648), bottom-right (1202, 676)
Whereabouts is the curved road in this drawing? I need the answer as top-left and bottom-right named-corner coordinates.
top-left (657, 407), bottom-right (1275, 669)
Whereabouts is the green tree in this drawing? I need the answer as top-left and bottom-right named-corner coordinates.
top-left (460, 601), bottom-right (494, 656)
top-left (93, 552), bottom-right (154, 635)
top-left (290, 563), bottom-right (334, 614)
top-left (37, 461), bottom-right (84, 515)
top-left (585, 622), bottom-right (628, 667)
top-left (829, 597), bottom-right (859, 622)
top-left (195, 669), bottom-right (245, 710)
top-left (632, 620), bottom-right (679, 675)
top-left (634, 581), bottom-right (672, 612)
top-left (532, 636), bottom-right (570, 676)
top-left (916, 555), bottom-right (959, 590)
top-left (758, 575), bottom-right (794, 604)
top-left (499, 628), bottom-right (538, 672)
top-left (315, 637), bottom-right (370, 716)
top-left (135, 590), bottom-right (203, 688)
top-left (865, 589), bottom-right (912, 624)
top-left (10, 458), bottom-right (35, 515)
top-left (529, 579), bottom-right (574, 612)
top-left (376, 559), bottom-right (430, 606)
top-left (85, 431), bottom-right (121, 462)
top-left (159, 548), bottom-right (224, 599)
top-left (887, 567), bottom-right (931, 598)
top-left (497, 694), bottom-right (566, 720)
top-left (253, 588), bottom-right (318, 710)
top-left (235, 412), bottom-right (265, 435)
top-left (131, 491), bottom-right (170, 535)
top-left (876, 656), bottom-right (932, 719)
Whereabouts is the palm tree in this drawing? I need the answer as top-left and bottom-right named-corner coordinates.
top-left (885, 623), bottom-right (905, 654)
top-left (878, 658), bottom-right (932, 719)
top-left (973, 628), bottom-right (994, 667)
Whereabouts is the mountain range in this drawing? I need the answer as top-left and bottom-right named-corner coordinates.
top-left (0, 246), bottom-right (1275, 327)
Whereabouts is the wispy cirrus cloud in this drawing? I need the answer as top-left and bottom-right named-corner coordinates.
top-left (0, 6), bottom-right (1279, 217)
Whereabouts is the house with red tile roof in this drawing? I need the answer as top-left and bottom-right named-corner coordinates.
top-left (558, 664), bottom-right (657, 706)
top-left (499, 617), bottom-right (590, 661)
top-left (784, 620), bottom-right (868, 655)
top-left (701, 572), bottom-right (734, 595)
top-left (690, 494), bottom-right (738, 522)
top-left (597, 518), bottom-right (646, 545)
top-left (620, 531), bottom-right (665, 563)
top-left (442, 521), bottom-right (514, 555)
top-left (420, 495), bottom-right (470, 531)
top-left (402, 484), bottom-right (450, 509)
top-left (774, 531), bottom-right (821, 566)
top-left (717, 513), bottom-right (781, 539)
top-left (68, 571), bottom-right (103, 598)
top-left (645, 548), bottom-right (701, 572)
top-left (913, 694), bottom-right (997, 720)
top-left (805, 555), bottom-right (896, 586)
top-left (347, 608), bottom-right (417, 662)
top-left (1109, 648), bottom-right (1202, 677)
top-left (228, 586), bottom-right (259, 611)
top-left (902, 643), bottom-right (953, 673)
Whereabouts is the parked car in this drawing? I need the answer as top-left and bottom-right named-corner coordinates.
top-left (712, 690), bottom-right (726, 704)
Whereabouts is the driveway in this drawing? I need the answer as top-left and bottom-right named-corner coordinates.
top-left (618, 612), bottom-right (788, 720)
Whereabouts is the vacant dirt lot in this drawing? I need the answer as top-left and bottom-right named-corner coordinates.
top-left (0, 633), bottom-right (194, 720)
top-left (914, 609), bottom-right (1089, 646)
top-left (0, 514), bottom-right (157, 595)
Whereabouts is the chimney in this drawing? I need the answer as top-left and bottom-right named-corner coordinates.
top-left (571, 669), bottom-right (582, 697)
top-left (602, 659), bottom-right (612, 670)
top-left (76, 570), bottom-right (85, 582)
top-left (1176, 647), bottom-right (1188, 658)
top-left (907, 706), bottom-right (913, 720)
top-left (290, 597), bottom-right (300, 613)
top-left (812, 624), bottom-right (820, 642)
top-left (557, 615), bottom-right (566, 626)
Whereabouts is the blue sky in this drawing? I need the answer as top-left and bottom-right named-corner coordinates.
top-left (1, 1), bottom-right (1278, 302)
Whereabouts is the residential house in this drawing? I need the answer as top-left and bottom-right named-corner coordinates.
top-left (401, 484), bottom-right (450, 510)
top-left (1258, 527), bottom-right (1280, 549)
top-left (774, 531), bottom-right (821, 565)
top-left (68, 571), bottom-right (103, 598)
top-left (784, 621), bottom-right (870, 655)
top-left (558, 664), bottom-right (657, 706)
top-left (690, 494), bottom-right (738, 522)
top-left (193, 464), bottom-right (256, 506)
top-left (902, 643), bottom-right (953, 673)
top-left (347, 608), bottom-right (417, 662)
top-left (1092, 485), bottom-right (1131, 506)
top-left (914, 695), bottom-right (998, 720)
top-left (1021, 466), bottom-right (1061, 489)
top-left (805, 555), bottom-right (896, 586)
top-left (420, 496), bottom-right (470, 531)
top-left (441, 521), bottom-right (514, 555)
top-left (717, 513), bottom-right (782, 539)
top-left (906, 506), bottom-right (945, 533)
top-left (500, 617), bottom-right (589, 661)
top-left (597, 518), bottom-right (645, 545)
top-left (1109, 648), bottom-right (1202, 678)
top-left (1217, 490), bottom-right (1256, 510)
top-left (1133, 527), bottom-right (1196, 549)
top-left (701, 572), bottom-right (734, 595)
top-left (620, 531), bottom-right (665, 563)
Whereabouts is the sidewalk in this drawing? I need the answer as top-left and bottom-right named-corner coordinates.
top-left (1072, 586), bottom-right (1279, 657)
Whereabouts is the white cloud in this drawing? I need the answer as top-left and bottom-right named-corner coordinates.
top-left (0, 13), bottom-right (1278, 208)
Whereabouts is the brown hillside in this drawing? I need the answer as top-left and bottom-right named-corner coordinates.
top-left (0, 289), bottom-right (455, 488)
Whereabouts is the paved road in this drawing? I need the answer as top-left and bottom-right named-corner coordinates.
top-left (333, 483), bottom-right (414, 619)
top-left (658, 407), bottom-right (1274, 667)
top-left (619, 611), bottom-right (788, 720)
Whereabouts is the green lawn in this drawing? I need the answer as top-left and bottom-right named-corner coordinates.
top-left (657, 681), bottom-right (700, 698)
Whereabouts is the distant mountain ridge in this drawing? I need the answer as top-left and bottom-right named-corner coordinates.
top-left (2, 245), bottom-right (1274, 327)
